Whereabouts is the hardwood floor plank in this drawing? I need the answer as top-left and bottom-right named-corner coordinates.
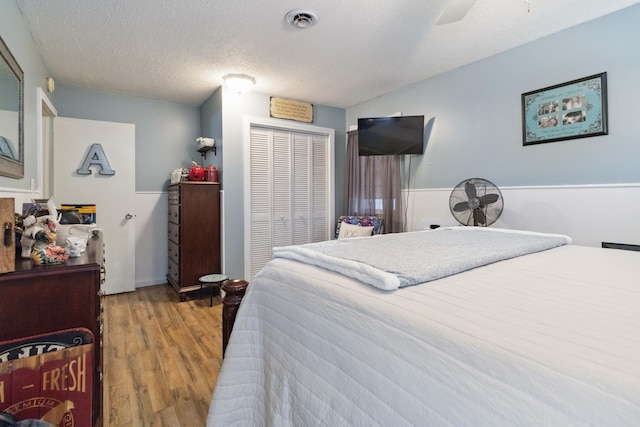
top-left (103, 284), bottom-right (221, 426)
top-left (171, 385), bottom-right (208, 427)
top-left (155, 343), bottom-right (187, 390)
top-left (139, 349), bottom-right (172, 414)
top-left (151, 406), bottom-right (181, 427)
top-left (106, 355), bottom-right (136, 425)
top-left (127, 351), bottom-right (157, 421)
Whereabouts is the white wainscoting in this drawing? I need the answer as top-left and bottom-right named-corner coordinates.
top-left (4, 185), bottom-right (638, 287)
top-left (135, 189), bottom-right (225, 289)
top-left (0, 189), bottom-right (40, 209)
top-left (135, 191), bottom-right (168, 287)
top-left (405, 183), bottom-right (640, 248)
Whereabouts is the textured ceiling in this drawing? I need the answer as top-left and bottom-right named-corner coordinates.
top-left (15, 0), bottom-right (640, 108)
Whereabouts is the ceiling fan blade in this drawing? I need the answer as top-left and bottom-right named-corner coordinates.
top-left (465, 181), bottom-right (477, 199)
top-left (436, 0), bottom-right (477, 25)
top-left (453, 201), bottom-right (469, 212)
top-left (475, 208), bottom-right (487, 225)
top-left (478, 193), bottom-right (499, 206)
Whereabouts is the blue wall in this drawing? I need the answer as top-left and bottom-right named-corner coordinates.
top-left (54, 84), bottom-right (201, 191)
top-left (199, 88), bottom-right (224, 182)
top-left (347, 4), bottom-right (640, 189)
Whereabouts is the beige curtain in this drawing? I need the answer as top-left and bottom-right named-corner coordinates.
top-left (345, 130), bottom-right (404, 233)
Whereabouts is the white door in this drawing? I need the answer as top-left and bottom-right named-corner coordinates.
top-left (54, 117), bottom-right (136, 295)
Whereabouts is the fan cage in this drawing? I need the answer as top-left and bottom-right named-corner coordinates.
top-left (449, 178), bottom-right (503, 227)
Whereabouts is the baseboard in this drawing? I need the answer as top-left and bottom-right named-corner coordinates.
top-left (135, 278), bottom-right (168, 288)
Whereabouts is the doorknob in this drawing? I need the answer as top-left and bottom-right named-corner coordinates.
top-left (125, 213), bottom-right (134, 220)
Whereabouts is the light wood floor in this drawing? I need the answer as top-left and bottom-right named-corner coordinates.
top-left (102, 284), bottom-right (223, 426)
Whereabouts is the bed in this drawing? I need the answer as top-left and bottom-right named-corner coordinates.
top-left (207, 227), bottom-right (640, 426)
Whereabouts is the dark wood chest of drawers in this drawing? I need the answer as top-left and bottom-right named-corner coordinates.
top-left (0, 239), bottom-right (104, 426)
top-left (167, 182), bottom-right (221, 300)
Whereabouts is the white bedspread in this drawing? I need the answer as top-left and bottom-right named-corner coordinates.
top-left (208, 245), bottom-right (640, 426)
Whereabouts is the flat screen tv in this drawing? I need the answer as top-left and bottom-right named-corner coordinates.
top-left (357, 115), bottom-right (425, 156)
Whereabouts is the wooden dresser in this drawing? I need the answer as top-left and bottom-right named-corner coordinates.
top-left (0, 237), bottom-right (104, 426)
top-left (167, 181), bottom-right (221, 300)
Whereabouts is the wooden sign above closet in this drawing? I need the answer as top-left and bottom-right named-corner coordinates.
top-left (269, 97), bottom-right (313, 123)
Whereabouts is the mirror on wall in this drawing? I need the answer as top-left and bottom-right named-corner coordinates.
top-left (0, 35), bottom-right (24, 179)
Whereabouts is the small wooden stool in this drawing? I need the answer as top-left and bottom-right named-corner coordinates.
top-left (199, 273), bottom-right (228, 307)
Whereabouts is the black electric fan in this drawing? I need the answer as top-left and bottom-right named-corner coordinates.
top-left (449, 178), bottom-right (503, 226)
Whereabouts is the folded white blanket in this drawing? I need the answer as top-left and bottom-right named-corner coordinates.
top-left (272, 227), bottom-right (571, 290)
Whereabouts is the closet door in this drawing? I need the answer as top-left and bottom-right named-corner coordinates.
top-left (292, 131), bottom-right (310, 245)
top-left (248, 127), bottom-right (272, 280)
top-left (311, 133), bottom-right (329, 242)
top-left (246, 121), bottom-right (334, 280)
top-left (273, 129), bottom-right (292, 248)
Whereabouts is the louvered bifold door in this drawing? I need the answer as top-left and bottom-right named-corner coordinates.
top-left (311, 134), bottom-right (329, 242)
top-left (292, 132), bottom-right (311, 245)
top-left (248, 123), bottom-right (332, 280)
top-left (272, 130), bottom-right (293, 248)
top-left (249, 127), bottom-right (273, 279)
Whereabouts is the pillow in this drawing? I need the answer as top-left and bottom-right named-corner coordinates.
top-left (338, 222), bottom-right (374, 239)
top-left (335, 216), bottom-right (384, 238)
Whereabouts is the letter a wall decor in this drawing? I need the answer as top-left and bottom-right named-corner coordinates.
top-left (77, 143), bottom-right (115, 175)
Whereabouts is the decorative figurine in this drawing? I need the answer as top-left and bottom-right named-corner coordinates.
top-left (20, 215), bottom-right (42, 259)
top-left (30, 229), bottom-right (68, 265)
top-left (65, 236), bottom-right (87, 257)
top-left (21, 198), bottom-right (68, 264)
top-left (21, 198), bottom-right (59, 259)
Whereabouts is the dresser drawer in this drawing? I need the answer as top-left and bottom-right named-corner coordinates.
top-left (168, 186), bottom-right (180, 205)
top-left (167, 258), bottom-right (179, 283)
top-left (168, 204), bottom-right (180, 224)
top-left (168, 222), bottom-right (180, 244)
top-left (168, 240), bottom-right (180, 264)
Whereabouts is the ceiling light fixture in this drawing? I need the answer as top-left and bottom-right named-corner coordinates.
top-left (286, 9), bottom-right (318, 29)
top-left (223, 74), bottom-right (256, 94)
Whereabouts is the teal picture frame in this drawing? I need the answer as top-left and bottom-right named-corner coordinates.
top-left (522, 72), bottom-right (608, 146)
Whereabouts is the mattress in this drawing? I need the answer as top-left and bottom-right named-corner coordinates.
top-left (207, 244), bottom-right (640, 426)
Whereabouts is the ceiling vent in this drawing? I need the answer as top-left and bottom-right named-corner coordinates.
top-left (286, 9), bottom-right (318, 29)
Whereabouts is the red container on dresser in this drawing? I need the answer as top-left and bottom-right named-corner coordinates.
top-left (204, 165), bottom-right (218, 182)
